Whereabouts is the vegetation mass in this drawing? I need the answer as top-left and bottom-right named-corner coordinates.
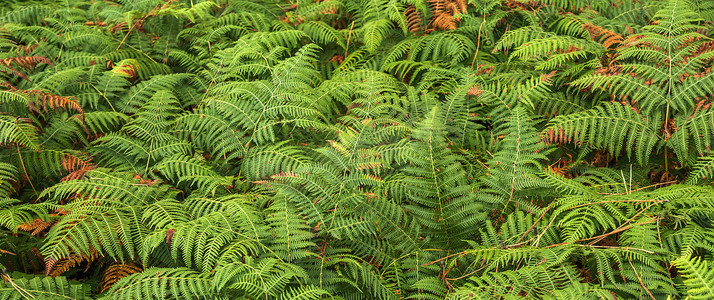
top-left (1, 0), bottom-right (714, 298)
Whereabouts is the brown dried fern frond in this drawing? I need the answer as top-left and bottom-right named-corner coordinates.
top-left (543, 127), bottom-right (583, 148)
top-left (46, 247), bottom-right (101, 276)
top-left (582, 23), bottom-right (624, 49)
top-left (17, 218), bottom-right (53, 236)
top-left (26, 90), bottom-right (84, 119)
top-left (405, 5), bottom-right (424, 33)
top-left (504, 0), bottom-right (542, 11)
top-left (2, 81), bottom-right (84, 118)
top-left (101, 262), bottom-right (142, 292)
top-left (428, 0), bottom-right (467, 31)
top-left (0, 56), bottom-right (52, 81)
top-left (61, 156), bottom-right (97, 182)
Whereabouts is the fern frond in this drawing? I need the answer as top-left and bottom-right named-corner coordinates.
top-left (482, 107), bottom-right (550, 212)
top-left (104, 267), bottom-right (214, 300)
top-left (688, 155), bottom-right (714, 183)
top-left (403, 106), bottom-right (482, 246)
top-left (0, 198), bottom-right (48, 232)
top-left (362, 19), bottom-right (393, 54)
top-left (543, 102), bottom-right (661, 165)
top-left (0, 163), bottom-right (18, 198)
top-left (101, 263), bottom-right (142, 292)
top-left (0, 273), bottom-right (88, 300)
top-left (265, 194), bottom-right (316, 262)
top-left (452, 265), bottom-right (578, 299)
top-left (0, 115), bottom-right (38, 150)
top-left (673, 255), bottom-right (714, 299)
top-left (213, 258), bottom-right (304, 298)
top-left (156, 154), bottom-right (235, 196)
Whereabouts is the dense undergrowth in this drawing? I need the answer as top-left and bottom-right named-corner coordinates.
top-left (1, 0), bottom-right (714, 299)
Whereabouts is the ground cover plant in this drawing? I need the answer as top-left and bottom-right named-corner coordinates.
top-left (1, 0), bottom-right (714, 298)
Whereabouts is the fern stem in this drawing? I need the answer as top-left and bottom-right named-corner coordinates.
top-left (2, 274), bottom-right (34, 299)
top-left (469, 16), bottom-right (485, 69)
top-left (116, 22), bottom-right (135, 52)
top-left (568, 199), bottom-right (665, 210)
top-left (514, 202), bottom-right (553, 244)
top-left (587, 245), bottom-right (655, 254)
top-left (543, 218), bottom-right (659, 249)
top-left (611, 180), bottom-right (678, 195)
top-left (628, 255), bottom-right (657, 300)
top-left (16, 145), bottom-right (38, 198)
top-left (586, 203), bottom-right (660, 245)
top-left (344, 20), bottom-right (355, 58)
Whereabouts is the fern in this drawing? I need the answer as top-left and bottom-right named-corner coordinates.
top-left (544, 102), bottom-right (661, 165)
top-left (403, 106), bottom-right (483, 247)
top-left (0, 273), bottom-right (88, 300)
top-left (103, 267), bottom-right (214, 300)
top-left (673, 255), bottom-right (714, 299)
top-left (481, 107), bottom-right (551, 214)
top-left (1, 0), bottom-right (714, 298)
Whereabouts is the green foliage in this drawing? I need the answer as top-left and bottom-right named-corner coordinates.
top-left (0, 273), bottom-right (88, 300)
top-left (0, 0), bottom-right (713, 299)
top-left (673, 255), bottom-right (714, 299)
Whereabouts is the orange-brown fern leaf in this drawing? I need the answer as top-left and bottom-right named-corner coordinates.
top-left (44, 258), bottom-right (58, 276)
top-left (110, 61), bottom-right (138, 82)
top-left (17, 218), bottom-right (54, 236)
top-left (405, 5), bottom-right (424, 33)
top-left (46, 248), bottom-right (101, 277)
top-left (541, 70), bottom-right (557, 83)
top-left (26, 90), bottom-right (84, 119)
top-left (2, 82), bottom-right (84, 118)
top-left (428, 0), bottom-right (467, 31)
top-left (61, 156), bottom-right (97, 182)
top-left (582, 23), bottom-right (624, 49)
top-left (0, 56), bottom-right (52, 70)
top-left (16, 43), bottom-right (40, 55)
top-left (467, 85), bottom-right (483, 96)
top-left (430, 12), bottom-right (457, 31)
top-left (505, 0), bottom-right (542, 11)
top-left (695, 41), bottom-right (714, 56)
top-left (355, 162), bottom-right (383, 171)
top-left (595, 58), bottom-right (622, 76)
top-left (0, 56), bottom-right (52, 81)
top-left (543, 127), bottom-right (583, 147)
top-left (101, 262), bottom-right (143, 292)
top-left (84, 21), bottom-right (108, 27)
top-left (547, 154), bottom-right (573, 178)
top-left (0, 62), bottom-right (30, 82)
top-left (18, 207), bottom-right (69, 237)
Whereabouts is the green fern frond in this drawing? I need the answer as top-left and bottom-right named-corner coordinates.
top-left (403, 106), bottom-right (482, 246)
top-left (0, 163), bottom-right (18, 198)
top-left (0, 273), bottom-right (88, 300)
top-left (482, 107), bottom-right (550, 213)
top-left (104, 267), bottom-right (214, 300)
top-left (688, 155), bottom-right (714, 183)
top-left (0, 115), bottom-right (38, 150)
top-left (543, 102), bottom-right (661, 165)
top-left (673, 255), bottom-right (714, 299)
top-left (213, 258), bottom-right (305, 299)
top-left (141, 210), bottom-right (264, 273)
top-left (156, 154), bottom-right (235, 196)
top-left (300, 21), bottom-right (346, 48)
top-left (0, 198), bottom-right (49, 232)
top-left (242, 141), bottom-right (310, 181)
top-left (119, 74), bottom-right (192, 113)
top-left (669, 108), bottom-right (714, 165)
top-left (362, 19), bottom-right (393, 54)
top-left (265, 194), bottom-right (316, 262)
top-left (452, 265), bottom-right (578, 299)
